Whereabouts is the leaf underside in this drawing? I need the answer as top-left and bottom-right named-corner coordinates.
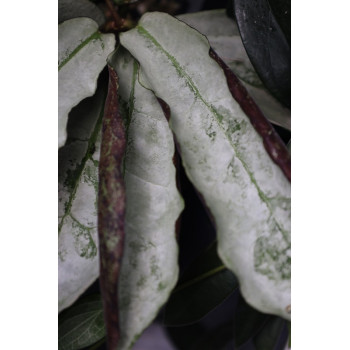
top-left (164, 241), bottom-right (238, 326)
top-left (98, 66), bottom-right (126, 349)
top-left (120, 12), bottom-right (291, 320)
top-left (105, 47), bottom-right (184, 350)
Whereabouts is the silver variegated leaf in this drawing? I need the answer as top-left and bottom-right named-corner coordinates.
top-left (178, 9), bottom-right (290, 130)
top-left (58, 84), bottom-right (106, 313)
top-left (120, 12), bottom-right (291, 320)
top-left (58, 17), bottom-right (115, 148)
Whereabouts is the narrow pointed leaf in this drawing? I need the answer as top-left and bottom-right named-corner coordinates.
top-left (178, 9), bottom-right (290, 130)
top-left (58, 18), bottom-right (115, 148)
top-left (58, 294), bottom-right (105, 350)
top-left (58, 78), bottom-right (107, 312)
top-left (98, 66), bottom-right (126, 350)
top-left (233, 0), bottom-right (291, 107)
top-left (120, 12), bottom-right (291, 320)
top-left (108, 47), bottom-right (184, 350)
top-left (164, 241), bottom-right (238, 326)
top-left (58, 0), bottom-right (105, 26)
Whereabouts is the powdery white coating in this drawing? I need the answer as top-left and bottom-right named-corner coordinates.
top-left (58, 107), bottom-right (102, 313)
top-left (110, 48), bottom-right (184, 349)
top-left (58, 18), bottom-right (115, 148)
top-left (177, 10), bottom-right (291, 130)
top-left (120, 13), bottom-right (291, 320)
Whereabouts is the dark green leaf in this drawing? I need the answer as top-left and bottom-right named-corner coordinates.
top-left (58, 294), bottom-right (105, 350)
top-left (192, 322), bottom-right (235, 350)
top-left (268, 0), bottom-right (291, 45)
top-left (234, 294), bottom-right (269, 347)
top-left (253, 316), bottom-right (286, 350)
top-left (164, 241), bottom-right (238, 326)
top-left (233, 0), bottom-right (291, 107)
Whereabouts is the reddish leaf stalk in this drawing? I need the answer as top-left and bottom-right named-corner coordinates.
top-left (98, 66), bottom-right (126, 350)
top-left (209, 48), bottom-right (291, 182)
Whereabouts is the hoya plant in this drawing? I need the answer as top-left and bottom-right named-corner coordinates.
top-left (58, 0), bottom-right (291, 349)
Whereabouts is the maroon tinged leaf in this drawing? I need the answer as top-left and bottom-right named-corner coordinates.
top-left (98, 66), bottom-right (126, 350)
top-left (209, 48), bottom-right (291, 182)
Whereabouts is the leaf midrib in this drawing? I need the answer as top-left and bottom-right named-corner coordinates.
top-left (59, 31), bottom-right (102, 71)
top-left (135, 25), bottom-right (289, 241)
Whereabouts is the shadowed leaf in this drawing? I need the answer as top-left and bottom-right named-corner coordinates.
top-left (234, 293), bottom-right (269, 347)
top-left (58, 294), bottom-right (105, 350)
top-left (58, 0), bottom-right (105, 26)
top-left (164, 241), bottom-right (238, 326)
top-left (233, 0), bottom-right (290, 107)
top-left (253, 316), bottom-right (287, 350)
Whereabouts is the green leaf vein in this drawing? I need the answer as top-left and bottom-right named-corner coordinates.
top-left (136, 25), bottom-right (289, 241)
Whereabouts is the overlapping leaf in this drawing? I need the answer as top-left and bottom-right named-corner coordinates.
top-left (58, 294), bottom-right (105, 350)
top-left (233, 0), bottom-right (291, 107)
top-left (58, 17), bottom-right (115, 147)
top-left (164, 241), bottom-right (238, 326)
top-left (120, 12), bottom-right (291, 320)
top-left (104, 47), bottom-right (184, 349)
top-left (234, 294), bottom-right (269, 347)
top-left (58, 0), bottom-right (105, 26)
top-left (58, 78), bottom-right (107, 313)
top-left (178, 9), bottom-right (290, 130)
top-left (253, 316), bottom-right (287, 350)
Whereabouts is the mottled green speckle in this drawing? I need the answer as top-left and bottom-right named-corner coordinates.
top-left (158, 282), bottom-right (167, 291)
top-left (71, 217), bottom-right (97, 259)
top-left (254, 224), bottom-right (291, 281)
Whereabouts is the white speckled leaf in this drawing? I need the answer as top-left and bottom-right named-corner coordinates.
top-left (177, 9), bottom-right (290, 130)
top-left (120, 13), bottom-right (291, 320)
top-left (108, 47), bottom-right (184, 349)
top-left (58, 84), bottom-right (106, 313)
top-left (58, 17), bottom-right (115, 148)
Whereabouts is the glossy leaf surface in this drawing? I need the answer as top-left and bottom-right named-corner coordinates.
top-left (120, 12), bottom-right (291, 320)
top-left (58, 79), bottom-right (106, 312)
top-left (108, 47), bottom-right (184, 350)
top-left (164, 241), bottom-right (238, 326)
top-left (233, 0), bottom-right (291, 107)
top-left (58, 294), bottom-right (105, 350)
top-left (178, 9), bottom-right (290, 130)
top-left (58, 18), bottom-right (115, 147)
